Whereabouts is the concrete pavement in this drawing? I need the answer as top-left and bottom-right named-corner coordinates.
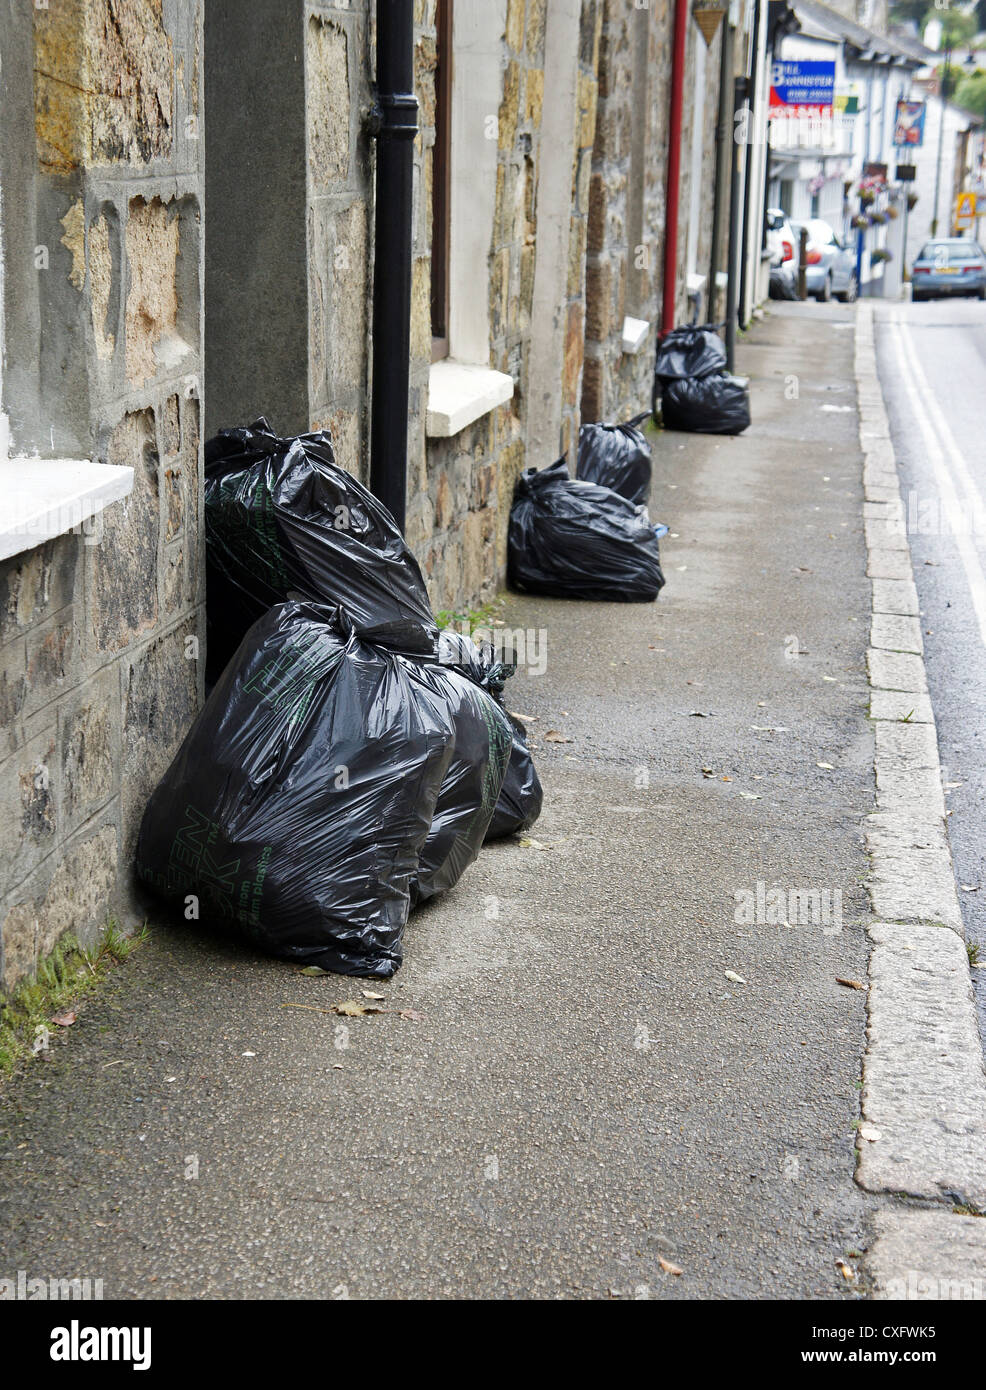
top-left (0, 302), bottom-right (971, 1300)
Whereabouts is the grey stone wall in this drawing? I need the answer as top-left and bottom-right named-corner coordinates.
top-left (1, 0), bottom-right (205, 991)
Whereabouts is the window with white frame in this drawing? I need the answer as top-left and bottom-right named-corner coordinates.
top-left (425, 0), bottom-right (514, 438)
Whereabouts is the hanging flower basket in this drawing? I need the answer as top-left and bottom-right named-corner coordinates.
top-left (871, 210), bottom-right (889, 225)
top-left (859, 188), bottom-right (876, 206)
top-left (886, 205), bottom-right (899, 220)
top-left (907, 191), bottom-right (919, 210)
top-left (851, 213), bottom-right (869, 230)
top-left (870, 248), bottom-right (892, 265)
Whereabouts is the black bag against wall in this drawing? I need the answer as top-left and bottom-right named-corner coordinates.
top-left (507, 459), bottom-right (665, 602)
top-left (661, 372), bottom-right (751, 435)
top-left (204, 418), bottom-right (436, 682)
top-left (653, 324), bottom-right (727, 383)
top-left (136, 603), bottom-right (459, 979)
top-left (576, 414), bottom-right (652, 505)
top-left (435, 630), bottom-right (544, 840)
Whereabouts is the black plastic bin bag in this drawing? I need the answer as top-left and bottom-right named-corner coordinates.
top-left (507, 459), bottom-right (665, 602)
top-left (204, 418), bottom-right (436, 681)
top-left (137, 603), bottom-right (458, 978)
top-left (486, 716), bottom-right (544, 839)
top-left (435, 630), bottom-right (544, 839)
top-left (408, 660), bottom-right (513, 907)
top-left (653, 323), bottom-right (727, 383)
top-left (576, 415), bottom-right (652, 505)
top-left (661, 372), bottom-right (751, 435)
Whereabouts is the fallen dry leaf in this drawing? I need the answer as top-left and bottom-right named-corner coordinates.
top-left (738, 791), bottom-right (761, 800)
top-left (858, 1124), bottom-right (881, 1143)
top-left (816, 761), bottom-right (835, 770)
top-left (724, 970), bottom-right (747, 985)
top-left (836, 1260), bottom-right (856, 1282)
top-left (518, 836), bottom-right (550, 850)
top-left (701, 766), bottom-right (714, 778)
top-left (332, 1001), bottom-right (385, 1017)
top-left (509, 711), bottom-right (538, 723)
top-left (545, 730), bottom-right (572, 743)
top-left (361, 990), bottom-right (386, 1000)
top-left (399, 1009), bottom-right (426, 1022)
top-left (300, 965), bottom-right (330, 976)
top-left (658, 1257), bottom-right (683, 1276)
top-left (836, 977), bottom-right (866, 991)
top-left (51, 1010), bottom-right (76, 1027)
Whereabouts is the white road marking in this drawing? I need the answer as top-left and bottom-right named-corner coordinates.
top-left (885, 308), bottom-right (986, 650)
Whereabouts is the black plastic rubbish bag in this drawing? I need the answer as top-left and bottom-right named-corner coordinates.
top-left (487, 717), bottom-right (544, 838)
top-left (137, 603), bottom-right (471, 978)
top-left (661, 372), bottom-right (751, 436)
top-left (408, 643), bottom-right (514, 907)
top-left (204, 418), bottom-right (437, 682)
top-left (653, 323), bottom-right (727, 383)
top-left (576, 415), bottom-right (652, 505)
top-left (507, 458), bottom-right (665, 602)
top-left (435, 630), bottom-right (544, 839)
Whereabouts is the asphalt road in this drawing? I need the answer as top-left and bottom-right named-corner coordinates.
top-left (874, 298), bottom-right (986, 1042)
top-left (0, 305), bottom-right (879, 1299)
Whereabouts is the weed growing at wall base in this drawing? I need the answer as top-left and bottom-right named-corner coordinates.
top-left (0, 920), bottom-right (147, 1075)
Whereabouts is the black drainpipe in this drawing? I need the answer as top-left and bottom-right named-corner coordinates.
top-left (368, 1), bottom-right (418, 532)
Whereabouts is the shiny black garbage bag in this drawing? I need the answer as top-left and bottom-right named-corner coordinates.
top-left (408, 651), bottom-right (513, 907)
top-left (576, 415), bottom-right (652, 505)
top-left (204, 418), bottom-right (437, 682)
top-left (435, 630), bottom-right (544, 840)
top-left (507, 458), bottom-right (665, 602)
top-left (661, 371), bottom-right (751, 435)
top-left (486, 717), bottom-right (544, 838)
top-left (136, 603), bottom-right (461, 979)
top-left (652, 323), bottom-right (727, 383)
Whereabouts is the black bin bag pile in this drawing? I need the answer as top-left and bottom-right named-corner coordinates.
top-left (136, 421), bottom-right (542, 978)
top-left (652, 323), bottom-right (751, 436)
top-left (507, 457), bottom-right (666, 602)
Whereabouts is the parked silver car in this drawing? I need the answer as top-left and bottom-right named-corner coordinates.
top-left (911, 238), bottom-right (986, 300)
top-left (790, 218), bottom-right (858, 303)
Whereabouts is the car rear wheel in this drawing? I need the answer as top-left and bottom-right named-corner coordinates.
top-left (835, 273), bottom-right (858, 304)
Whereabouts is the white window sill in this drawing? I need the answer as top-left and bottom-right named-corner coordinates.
top-left (0, 456), bottom-right (135, 562)
top-left (621, 315), bottom-right (650, 355)
top-left (425, 360), bottom-right (514, 438)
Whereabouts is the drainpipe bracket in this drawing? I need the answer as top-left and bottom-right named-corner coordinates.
top-left (370, 91), bottom-right (419, 141)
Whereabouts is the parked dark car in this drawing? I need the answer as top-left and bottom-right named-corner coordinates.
top-left (911, 238), bottom-right (986, 300)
